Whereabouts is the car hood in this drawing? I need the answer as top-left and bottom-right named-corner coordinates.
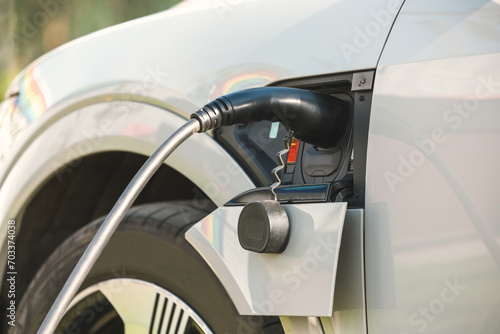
top-left (0, 0), bottom-right (403, 170)
top-left (6, 0), bottom-right (403, 102)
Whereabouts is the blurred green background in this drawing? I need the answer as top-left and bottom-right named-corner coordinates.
top-left (0, 0), bottom-right (183, 101)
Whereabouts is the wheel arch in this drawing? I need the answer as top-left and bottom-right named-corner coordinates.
top-left (9, 150), bottom-right (215, 312)
top-left (0, 87), bottom-right (255, 316)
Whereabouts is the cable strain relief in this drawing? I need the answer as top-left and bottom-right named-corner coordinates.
top-left (190, 96), bottom-right (234, 132)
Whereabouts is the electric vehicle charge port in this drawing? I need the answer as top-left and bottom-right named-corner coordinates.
top-left (302, 145), bottom-right (342, 177)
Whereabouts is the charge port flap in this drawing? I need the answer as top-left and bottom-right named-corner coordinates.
top-left (185, 202), bottom-right (347, 316)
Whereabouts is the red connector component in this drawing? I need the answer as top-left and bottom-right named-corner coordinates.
top-left (287, 138), bottom-right (300, 164)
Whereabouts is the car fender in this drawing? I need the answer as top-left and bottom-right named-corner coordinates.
top-left (0, 0), bottom-right (406, 324)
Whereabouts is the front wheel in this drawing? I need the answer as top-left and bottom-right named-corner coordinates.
top-left (14, 202), bottom-right (284, 334)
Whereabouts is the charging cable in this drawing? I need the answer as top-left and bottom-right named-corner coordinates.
top-left (38, 87), bottom-right (348, 334)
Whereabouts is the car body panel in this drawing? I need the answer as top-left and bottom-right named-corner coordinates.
top-left (186, 202), bottom-right (347, 317)
top-left (0, 0), bottom-right (404, 298)
top-left (366, 0), bottom-right (500, 333)
top-left (0, 0), bottom-right (403, 181)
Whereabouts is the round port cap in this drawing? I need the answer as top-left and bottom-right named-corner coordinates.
top-left (237, 200), bottom-right (290, 253)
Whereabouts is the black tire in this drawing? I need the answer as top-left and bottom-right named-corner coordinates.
top-left (13, 202), bottom-right (284, 334)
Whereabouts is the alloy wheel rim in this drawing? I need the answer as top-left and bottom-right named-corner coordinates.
top-left (58, 278), bottom-right (213, 334)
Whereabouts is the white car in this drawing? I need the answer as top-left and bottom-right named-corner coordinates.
top-left (1, 0), bottom-right (500, 333)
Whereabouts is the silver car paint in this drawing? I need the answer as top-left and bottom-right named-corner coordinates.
top-left (0, 0), bottom-right (402, 300)
top-left (186, 206), bottom-right (367, 332)
top-left (0, 0), bottom-right (424, 332)
top-left (186, 202), bottom-right (347, 317)
top-left (367, 0), bottom-right (500, 333)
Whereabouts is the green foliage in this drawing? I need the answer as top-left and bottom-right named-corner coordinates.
top-left (0, 0), bottom-right (182, 100)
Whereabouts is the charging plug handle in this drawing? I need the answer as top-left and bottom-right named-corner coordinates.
top-left (191, 87), bottom-right (349, 148)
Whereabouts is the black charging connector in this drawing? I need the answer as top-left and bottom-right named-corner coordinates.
top-left (191, 87), bottom-right (349, 148)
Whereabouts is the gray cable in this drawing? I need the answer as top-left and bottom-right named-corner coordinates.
top-left (37, 118), bottom-right (201, 334)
